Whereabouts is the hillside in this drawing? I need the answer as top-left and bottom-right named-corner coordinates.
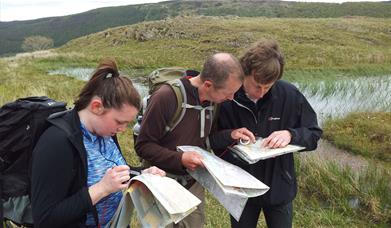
top-left (1, 0), bottom-right (391, 56)
top-left (58, 16), bottom-right (391, 77)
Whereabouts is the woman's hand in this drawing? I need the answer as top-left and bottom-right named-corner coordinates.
top-left (142, 166), bottom-right (166, 176)
top-left (89, 165), bottom-right (130, 205)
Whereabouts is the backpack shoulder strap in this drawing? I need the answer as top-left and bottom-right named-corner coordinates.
top-left (47, 110), bottom-right (73, 136)
top-left (164, 78), bottom-right (217, 138)
top-left (165, 79), bottom-right (186, 133)
top-left (206, 103), bottom-right (220, 150)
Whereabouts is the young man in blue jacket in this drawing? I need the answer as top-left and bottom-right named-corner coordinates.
top-left (209, 40), bottom-right (322, 228)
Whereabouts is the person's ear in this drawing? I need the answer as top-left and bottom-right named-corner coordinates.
top-left (203, 80), bottom-right (213, 89)
top-left (90, 98), bottom-right (104, 115)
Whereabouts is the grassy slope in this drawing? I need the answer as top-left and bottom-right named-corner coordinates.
top-left (58, 16), bottom-right (391, 82)
top-left (2, 1), bottom-right (391, 56)
top-left (0, 5), bottom-right (154, 56)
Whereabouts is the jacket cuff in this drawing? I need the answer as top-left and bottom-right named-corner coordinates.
top-left (177, 151), bottom-right (188, 174)
top-left (209, 129), bottom-right (235, 150)
top-left (82, 186), bottom-right (94, 210)
top-left (287, 128), bottom-right (297, 144)
top-left (129, 166), bottom-right (143, 177)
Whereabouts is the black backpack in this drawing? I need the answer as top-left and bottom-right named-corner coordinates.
top-left (0, 96), bottom-right (67, 226)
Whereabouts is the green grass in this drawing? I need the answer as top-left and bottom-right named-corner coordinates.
top-left (323, 112), bottom-right (391, 162)
top-left (296, 155), bottom-right (391, 227)
top-left (58, 16), bottom-right (391, 76)
top-left (0, 55), bottom-right (84, 106)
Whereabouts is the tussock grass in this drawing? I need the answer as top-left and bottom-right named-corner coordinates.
top-left (323, 112), bottom-right (391, 162)
top-left (296, 155), bottom-right (391, 227)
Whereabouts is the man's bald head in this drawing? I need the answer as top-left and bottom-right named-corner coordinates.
top-left (201, 53), bottom-right (244, 89)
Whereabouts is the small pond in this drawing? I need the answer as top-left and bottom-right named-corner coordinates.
top-left (49, 68), bottom-right (391, 125)
top-left (48, 68), bottom-right (149, 97)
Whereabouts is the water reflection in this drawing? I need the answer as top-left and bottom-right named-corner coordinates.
top-left (48, 68), bottom-right (391, 125)
top-left (296, 76), bottom-right (391, 125)
top-left (49, 68), bottom-right (93, 81)
top-left (48, 68), bottom-right (149, 97)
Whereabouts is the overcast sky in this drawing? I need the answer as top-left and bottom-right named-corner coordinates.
top-left (0, 0), bottom-right (384, 22)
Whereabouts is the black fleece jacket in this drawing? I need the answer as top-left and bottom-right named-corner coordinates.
top-left (31, 109), bottom-right (139, 228)
top-left (210, 80), bottom-right (322, 207)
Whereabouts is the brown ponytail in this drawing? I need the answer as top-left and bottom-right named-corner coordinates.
top-left (74, 59), bottom-right (141, 111)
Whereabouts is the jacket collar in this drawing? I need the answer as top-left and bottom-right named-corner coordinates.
top-left (234, 83), bottom-right (276, 109)
top-left (181, 77), bottom-right (212, 107)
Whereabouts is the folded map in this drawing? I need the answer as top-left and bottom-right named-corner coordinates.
top-left (229, 138), bottom-right (305, 164)
top-left (177, 145), bottom-right (269, 221)
top-left (107, 174), bottom-right (201, 228)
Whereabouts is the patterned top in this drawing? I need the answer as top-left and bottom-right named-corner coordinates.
top-left (80, 124), bottom-right (127, 227)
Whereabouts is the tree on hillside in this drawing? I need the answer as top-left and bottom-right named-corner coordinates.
top-left (21, 36), bottom-right (54, 52)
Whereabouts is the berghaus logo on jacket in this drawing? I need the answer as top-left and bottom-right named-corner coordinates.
top-left (268, 117), bottom-right (280, 121)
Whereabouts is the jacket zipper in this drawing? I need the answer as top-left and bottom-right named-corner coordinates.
top-left (233, 99), bottom-right (258, 124)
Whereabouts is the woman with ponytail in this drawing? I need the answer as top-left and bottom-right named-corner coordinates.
top-left (31, 59), bottom-right (165, 228)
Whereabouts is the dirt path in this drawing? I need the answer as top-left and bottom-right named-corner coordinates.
top-left (300, 139), bottom-right (369, 172)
